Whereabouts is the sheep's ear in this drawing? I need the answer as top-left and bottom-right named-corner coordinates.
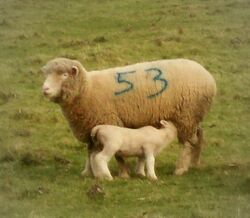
top-left (71, 65), bottom-right (79, 77)
top-left (160, 120), bottom-right (168, 127)
top-left (41, 66), bottom-right (47, 74)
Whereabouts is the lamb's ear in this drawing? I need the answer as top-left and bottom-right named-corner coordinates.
top-left (71, 65), bottom-right (79, 77)
top-left (160, 120), bottom-right (168, 127)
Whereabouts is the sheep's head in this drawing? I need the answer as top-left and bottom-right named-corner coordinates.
top-left (42, 58), bottom-right (86, 104)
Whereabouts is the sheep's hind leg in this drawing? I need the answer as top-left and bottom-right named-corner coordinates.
top-left (174, 141), bottom-right (193, 176)
top-left (135, 156), bottom-right (146, 177)
top-left (174, 126), bottom-right (204, 175)
top-left (189, 127), bottom-right (204, 167)
top-left (115, 154), bottom-right (130, 179)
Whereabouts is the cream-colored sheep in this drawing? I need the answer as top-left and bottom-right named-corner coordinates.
top-left (42, 58), bottom-right (216, 177)
top-left (90, 120), bottom-right (177, 180)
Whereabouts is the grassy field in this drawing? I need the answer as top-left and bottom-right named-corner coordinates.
top-left (0, 0), bottom-right (250, 217)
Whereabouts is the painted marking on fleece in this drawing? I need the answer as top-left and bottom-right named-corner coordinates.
top-left (145, 68), bottom-right (168, 98)
top-left (114, 70), bottom-right (136, 96)
top-left (114, 67), bottom-right (168, 98)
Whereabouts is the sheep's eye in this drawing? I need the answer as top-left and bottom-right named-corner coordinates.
top-left (62, 73), bottom-right (68, 78)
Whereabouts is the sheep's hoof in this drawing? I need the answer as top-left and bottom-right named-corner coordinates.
top-left (118, 167), bottom-right (130, 179)
top-left (81, 169), bottom-right (92, 178)
top-left (191, 160), bottom-right (201, 168)
top-left (119, 171), bottom-right (130, 179)
top-left (174, 168), bottom-right (188, 176)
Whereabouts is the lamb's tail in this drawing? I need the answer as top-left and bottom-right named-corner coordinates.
top-left (90, 126), bottom-right (101, 143)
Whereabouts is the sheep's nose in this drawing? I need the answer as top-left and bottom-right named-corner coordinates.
top-left (42, 86), bottom-right (50, 95)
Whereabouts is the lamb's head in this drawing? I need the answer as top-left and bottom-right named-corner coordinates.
top-left (160, 120), bottom-right (177, 135)
top-left (42, 58), bottom-right (87, 103)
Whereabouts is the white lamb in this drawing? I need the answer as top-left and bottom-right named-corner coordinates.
top-left (90, 120), bottom-right (177, 180)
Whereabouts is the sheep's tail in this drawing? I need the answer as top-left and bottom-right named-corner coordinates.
top-left (90, 126), bottom-right (101, 143)
top-left (188, 126), bottom-right (204, 147)
top-left (197, 126), bottom-right (205, 146)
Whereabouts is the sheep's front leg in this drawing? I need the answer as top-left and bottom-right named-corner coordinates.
top-left (81, 157), bottom-right (92, 177)
top-left (89, 151), bottom-right (99, 177)
top-left (91, 146), bottom-right (115, 180)
top-left (135, 156), bottom-right (146, 177)
top-left (81, 146), bottom-right (93, 177)
top-left (145, 149), bottom-right (157, 180)
top-left (174, 141), bottom-right (193, 175)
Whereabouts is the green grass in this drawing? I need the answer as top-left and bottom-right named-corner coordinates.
top-left (0, 0), bottom-right (250, 217)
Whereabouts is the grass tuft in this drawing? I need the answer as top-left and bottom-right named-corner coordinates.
top-left (86, 184), bottom-right (106, 200)
top-left (93, 36), bottom-right (108, 43)
top-left (0, 91), bottom-right (17, 105)
top-left (20, 152), bottom-right (44, 166)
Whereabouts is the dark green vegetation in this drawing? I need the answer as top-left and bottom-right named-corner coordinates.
top-left (0, 0), bottom-right (249, 217)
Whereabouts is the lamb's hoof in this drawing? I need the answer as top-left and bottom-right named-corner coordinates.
top-left (174, 168), bottom-right (188, 176)
top-left (147, 175), bottom-right (158, 181)
top-left (136, 172), bottom-right (146, 178)
top-left (106, 176), bottom-right (113, 181)
top-left (97, 175), bottom-right (113, 181)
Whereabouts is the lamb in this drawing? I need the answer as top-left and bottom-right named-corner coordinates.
top-left (41, 57), bottom-right (216, 177)
top-left (90, 120), bottom-right (177, 180)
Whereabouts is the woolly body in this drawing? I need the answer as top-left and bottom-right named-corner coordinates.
top-left (60, 59), bottom-right (215, 142)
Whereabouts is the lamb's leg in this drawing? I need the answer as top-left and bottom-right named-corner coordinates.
top-left (145, 150), bottom-right (157, 180)
top-left (135, 156), bottom-right (146, 177)
top-left (92, 146), bottom-right (115, 180)
top-left (115, 154), bottom-right (130, 178)
top-left (174, 141), bottom-right (193, 175)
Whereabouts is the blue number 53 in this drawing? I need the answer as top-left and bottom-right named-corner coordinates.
top-left (114, 70), bottom-right (136, 96)
top-left (114, 68), bottom-right (168, 98)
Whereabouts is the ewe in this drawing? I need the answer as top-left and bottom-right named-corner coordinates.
top-left (42, 58), bottom-right (216, 176)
